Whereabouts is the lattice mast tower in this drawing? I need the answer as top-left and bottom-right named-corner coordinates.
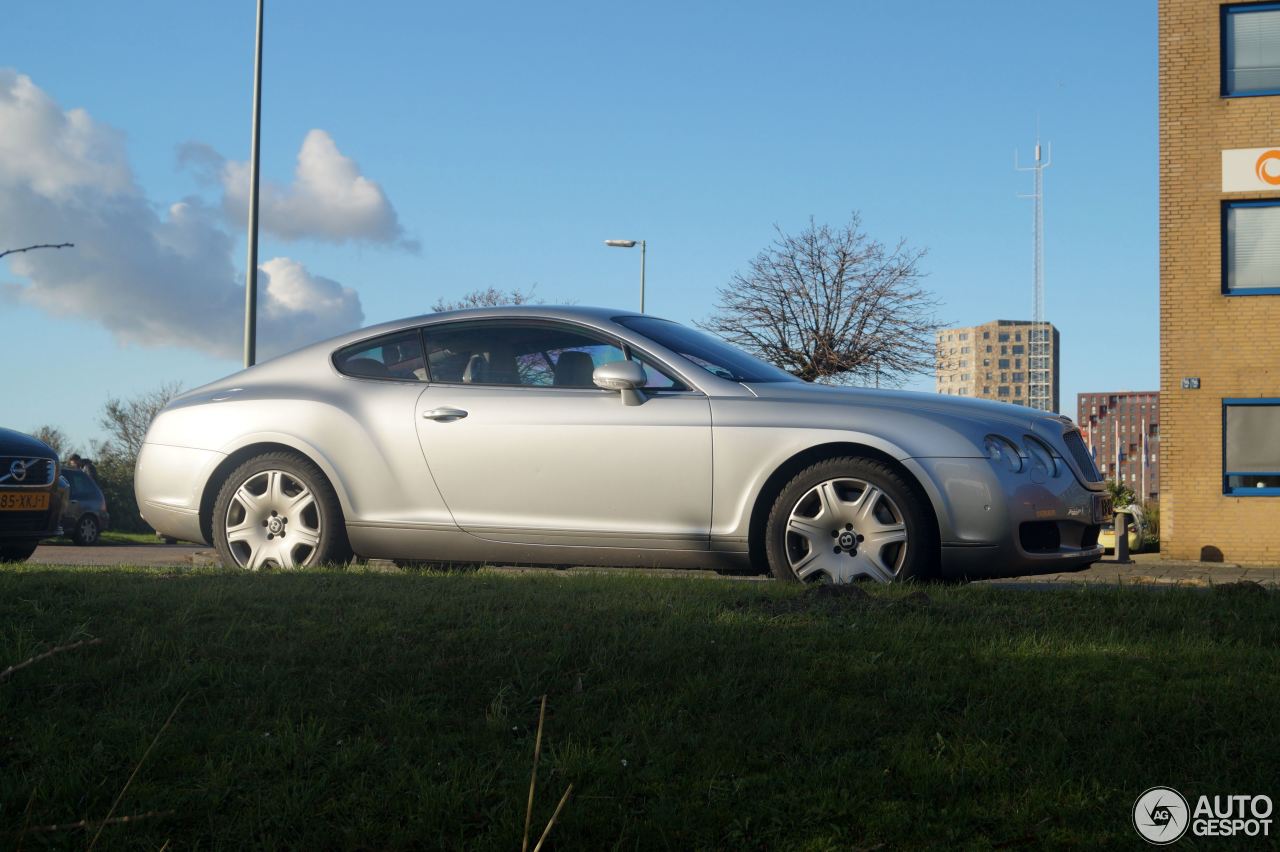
top-left (1016, 135), bottom-right (1052, 412)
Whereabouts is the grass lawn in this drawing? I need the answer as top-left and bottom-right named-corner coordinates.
top-left (97, 530), bottom-right (163, 545)
top-left (1, 565), bottom-right (1277, 850)
top-left (41, 531), bottom-right (164, 547)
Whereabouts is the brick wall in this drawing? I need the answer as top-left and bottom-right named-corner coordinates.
top-left (1159, 0), bottom-right (1280, 563)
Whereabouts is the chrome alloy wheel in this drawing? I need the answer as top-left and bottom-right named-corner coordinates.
top-left (784, 477), bottom-right (908, 583)
top-left (223, 469), bottom-right (322, 569)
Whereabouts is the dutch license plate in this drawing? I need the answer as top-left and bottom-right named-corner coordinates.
top-left (1092, 494), bottom-right (1113, 524)
top-left (0, 492), bottom-right (49, 512)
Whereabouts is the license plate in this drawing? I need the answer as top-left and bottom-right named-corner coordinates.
top-left (0, 492), bottom-right (49, 511)
top-left (1092, 494), bottom-right (1113, 524)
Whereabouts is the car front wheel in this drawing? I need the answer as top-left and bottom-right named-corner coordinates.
top-left (212, 452), bottom-right (352, 570)
top-left (765, 457), bottom-right (938, 584)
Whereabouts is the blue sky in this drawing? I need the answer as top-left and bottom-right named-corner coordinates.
top-left (2, 1), bottom-right (1156, 449)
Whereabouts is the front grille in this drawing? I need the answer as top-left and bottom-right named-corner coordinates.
top-left (1019, 521), bottom-right (1062, 553)
top-left (1062, 430), bottom-right (1103, 483)
top-left (0, 456), bottom-right (56, 487)
top-left (0, 510), bottom-right (54, 534)
top-left (1019, 520), bottom-right (1101, 554)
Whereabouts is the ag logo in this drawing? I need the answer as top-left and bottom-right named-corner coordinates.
top-left (1134, 787), bottom-right (1190, 844)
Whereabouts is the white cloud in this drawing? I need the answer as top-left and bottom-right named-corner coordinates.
top-left (0, 70), bottom-right (364, 360)
top-left (192, 129), bottom-right (415, 248)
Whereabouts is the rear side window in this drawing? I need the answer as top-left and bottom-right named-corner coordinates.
top-left (65, 470), bottom-right (96, 500)
top-left (334, 331), bottom-right (426, 381)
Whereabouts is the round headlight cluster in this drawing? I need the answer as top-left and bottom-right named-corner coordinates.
top-left (1023, 436), bottom-right (1059, 477)
top-left (984, 435), bottom-right (1023, 473)
top-left (984, 434), bottom-right (1063, 477)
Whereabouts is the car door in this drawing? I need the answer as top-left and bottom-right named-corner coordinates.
top-left (413, 319), bottom-right (713, 550)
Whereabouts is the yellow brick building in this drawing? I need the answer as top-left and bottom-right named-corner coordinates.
top-left (1160, 0), bottom-right (1280, 563)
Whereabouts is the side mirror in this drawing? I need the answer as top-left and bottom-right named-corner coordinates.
top-left (593, 360), bottom-right (648, 406)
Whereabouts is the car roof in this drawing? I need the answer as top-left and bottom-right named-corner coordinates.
top-left (362, 305), bottom-right (640, 336)
top-left (276, 305), bottom-right (646, 363)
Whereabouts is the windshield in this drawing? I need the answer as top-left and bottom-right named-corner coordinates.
top-left (615, 316), bottom-right (799, 383)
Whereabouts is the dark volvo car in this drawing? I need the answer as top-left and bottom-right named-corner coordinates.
top-left (0, 427), bottom-right (67, 562)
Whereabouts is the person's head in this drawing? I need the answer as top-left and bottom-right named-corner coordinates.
top-left (68, 453), bottom-right (81, 464)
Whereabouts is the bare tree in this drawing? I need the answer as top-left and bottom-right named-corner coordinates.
top-left (29, 425), bottom-right (72, 457)
top-left (99, 383), bottom-right (183, 463)
top-left (0, 242), bottom-right (74, 260)
top-left (698, 214), bottom-right (944, 386)
top-left (432, 285), bottom-right (539, 313)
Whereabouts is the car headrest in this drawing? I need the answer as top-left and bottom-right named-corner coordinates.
top-left (462, 353), bottom-right (489, 384)
top-left (554, 351), bottom-right (597, 387)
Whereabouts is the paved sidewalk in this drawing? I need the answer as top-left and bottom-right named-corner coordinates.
top-left (979, 551), bottom-right (1280, 588)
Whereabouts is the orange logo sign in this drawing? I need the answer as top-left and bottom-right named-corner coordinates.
top-left (1256, 150), bottom-right (1280, 185)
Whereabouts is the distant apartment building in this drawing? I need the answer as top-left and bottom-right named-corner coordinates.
top-left (1077, 392), bottom-right (1160, 501)
top-left (1159, 0), bottom-right (1280, 563)
top-left (935, 320), bottom-right (1060, 412)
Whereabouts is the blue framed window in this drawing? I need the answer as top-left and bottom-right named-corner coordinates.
top-left (1223, 399), bottom-right (1280, 495)
top-left (1223, 201), bottom-right (1280, 295)
top-left (1223, 3), bottom-right (1280, 97)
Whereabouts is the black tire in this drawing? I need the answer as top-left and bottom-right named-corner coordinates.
top-left (71, 514), bottom-right (100, 546)
top-left (211, 451), bottom-right (352, 570)
top-left (0, 541), bottom-right (39, 563)
top-left (764, 456), bottom-right (938, 584)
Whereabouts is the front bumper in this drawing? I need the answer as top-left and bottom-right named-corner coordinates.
top-left (0, 487), bottom-right (67, 542)
top-left (906, 456), bottom-right (1106, 580)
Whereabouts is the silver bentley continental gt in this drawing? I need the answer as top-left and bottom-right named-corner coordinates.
top-left (135, 306), bottom-right (1109, 582)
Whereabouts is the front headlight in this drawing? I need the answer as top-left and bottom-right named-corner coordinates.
top-left (1022, 436), bottom-right (1059, 477)
top-left (984, 435), bottom-right (1023, 473)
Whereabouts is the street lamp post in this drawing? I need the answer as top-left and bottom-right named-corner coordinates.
top-left (243, 0), bottom-right (265, 368)
top-left (604, 239), bottom-right (646, 312)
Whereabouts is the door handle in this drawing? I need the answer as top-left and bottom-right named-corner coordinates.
top-left (423, 407), bottom-right (468, 422)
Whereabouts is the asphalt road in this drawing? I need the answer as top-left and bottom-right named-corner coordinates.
top-left (29, 541), bottom-right (205, 567)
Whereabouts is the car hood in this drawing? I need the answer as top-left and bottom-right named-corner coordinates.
top-left (741, 382), bottom-right (1072, 433)
top-left (0, 427), bottom-right (58, 458)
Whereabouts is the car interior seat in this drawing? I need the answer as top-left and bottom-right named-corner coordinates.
top-left (553, 351), bottom-right (597, 387)
top-left (342, 357), bottom-right (392, 379)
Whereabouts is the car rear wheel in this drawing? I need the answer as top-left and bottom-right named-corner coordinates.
top-left (72, 514), bottom-right (100, 546)
top-left (0, 541), bottom-right (38, 563)
top-left (212, 452), bottom-right (352, 570)
top-left (764, 457), bottom-right (938, 584)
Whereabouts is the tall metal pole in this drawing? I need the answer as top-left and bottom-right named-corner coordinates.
top-left (1016, 134), bottom-right (1052, 412)
top-left (243, 0), bottom-right (265, 368)
top-left (639, 239), bottom-right (646, 313)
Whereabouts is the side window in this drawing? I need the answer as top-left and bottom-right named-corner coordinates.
top-left (1223, 4), bottom-right (1280, 97)
top-left (1224, 400), bottom-right (1280, 494)
top-left (422, 322), bottom-right (687, 390)
top-left (1223, 201), bottom-right (1280, 294)
top-left (334, 330), bottom-right (426, 381)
